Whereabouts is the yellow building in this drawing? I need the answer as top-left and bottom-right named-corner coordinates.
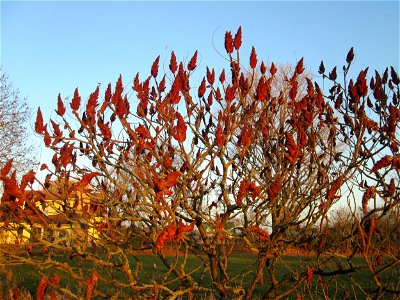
top-left (0, 181), bottom-right (105, 246)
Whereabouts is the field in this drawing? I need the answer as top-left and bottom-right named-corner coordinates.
top-left (1, 249), bottom-right (399, 299)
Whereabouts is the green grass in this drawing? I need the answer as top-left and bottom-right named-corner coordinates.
top-left (2, 252), bottom-right (399, 299)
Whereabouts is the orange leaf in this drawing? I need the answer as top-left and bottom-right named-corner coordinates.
top-left (166, 171), bottom-right (180, 187)
top-left (248, 227), bottom-right (269, 241)
top-left (81, 172), bottom-right (100, 188)
top-left (86, 271), bottom-right (98, 300)
top-left (172, 112), bottom-right (187, 142)
top-left (37, 276), bottom-right (48, 300)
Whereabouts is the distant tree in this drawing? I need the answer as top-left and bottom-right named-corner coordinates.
top-left (0, 68), bottom-right (36, 177)
top-left (0, 28), bottom-right (399, 299)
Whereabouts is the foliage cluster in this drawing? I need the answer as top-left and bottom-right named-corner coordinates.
top-left (0, 27), bottom-right (399, 299)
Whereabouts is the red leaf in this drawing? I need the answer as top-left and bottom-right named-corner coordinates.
top-left (158, 75), bottom-right (166, 93)
top-left (249, 46), bottom-right (257, 69)
top-left (35, 107), bottom-right (45, 134)
top-left (248, 227), bottom-right (269, 241)
top-left (267, 176), bottom-right (282, 202)
top-left (306, 266), bottom-right (313, 285)
top-left (391, 66), bottom-right (400, 85)
top-left (151, 55), bottom-right (160, 78)
top-left (329, 67), bottom-right (337, 81)
top-left (362, 187), bottom-right (375, 214)
top-left (55, 94), bottom-right (66, 116)
top-left (105, 83), bottom-right (112, 102)
top-left (50, 120), bottom-right (62, 138)
top-left (346, 47), bottom-right (354, 64)
top-left (156, 225), bottom-right (177, 252)
top-left (133, 73), bottom-right (141, 92)
top-left (166, 171), bottom-right (180, 187)
top-left (284, 132), bottom-right (299, 164)
top-left (136, 124), bottom-right (152, 139)
top-left (318, 61), bottom-right (325, 74)
top-left (1, 159), bottom-right (13, 176)
top-left (50, 274), bottom-right (61, 300)
top-left (43, 129), bottom-right (51, 147)
top-left (21, 170), bottom-right (35, 190)
top-left (172, 112), bottom-right (187, 142)
top-left (376, 254), bottom-right (383, 266)
top-left (206, 67), bottom-right (215, 85)
top-left (356, 70), bottom-right (368, 97)
top-left (270, 63), bottom-right (277, 76)
top-left (36, 276), bottom-right (48, 300)
top-left (112, 75), bottom-right (124, 106)
top-left (237, 179), bottom-right (261, 205)
top-left (215, 123), bottom-right (224, 149)
top-left (326, 175), bottom-right (343, 202)
top-left (224, 31), bottom-right (234, 54)
top-left (86, 86), bottom-right (99, 120)
top-left (116, 96), bottom-right (128, 119)
top-left (233, 26), bottom-right (242, 50)
top-left (179, 219), bottom-right (195, 233)
top-left (296, 57), bottom-right (304, 74)
top-left (225, 85), bottom-right (236, 102)
top-left (86, 271), bottom-right (98, 300)
top-left (388, 178), bottom-right (395, 197)
top-left (219, 69), bottom-right (226, 83)
top-left (169, 51), bottom-right (178, 73)
top-left (70, 88), bottom-right (81, 111)
top-left (371, 156), bottom-right (392, 173)
top-left (98, 118), bottom-right (112, 140)
top-left (207, 91), bottom-right (213, 106)
top-left (187, 50), bottom-right (198, 71)
top-left (239, 123), bottom-right (252, 148)
top-left (59, 144), bottom-right (74, 168)
top-left (260, 61), bottom-right (267, 75)
top-left (255, 77), bottom-right (268, 101)
top-left (81, 172), bottom-right (100, 187)
top-left (387, 105), bottom-right (400, 138)
top-left (198, 77), bottom-right (206, 98)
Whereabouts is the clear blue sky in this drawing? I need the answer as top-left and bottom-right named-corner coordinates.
top-left (1, 1), bottom-right (399, 163)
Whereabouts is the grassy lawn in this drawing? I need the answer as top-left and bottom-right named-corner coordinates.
top-left (1, 252), bottom-right (398, 299)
